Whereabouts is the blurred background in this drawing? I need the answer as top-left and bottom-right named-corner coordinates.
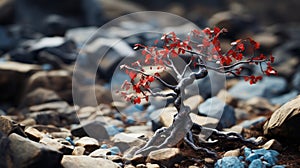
top-left (1, 0), bottom-right (300, 111)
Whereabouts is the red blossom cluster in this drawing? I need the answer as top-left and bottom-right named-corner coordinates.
top-left (119, 27), bottom-right (277, 104)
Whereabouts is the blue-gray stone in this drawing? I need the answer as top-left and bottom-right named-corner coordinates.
top-left (244, 147), bottom-right (252, 158)
top-left (100, 144), bottom-right (108, 149)
top-left (198, 97), bottom-right (236, 129)
top-left (109, 146), bottom-right (121, 155)
top-left (293, 72), bottom-right (300, 92)
top-left (252, 148), bottom-right (268, 156)
top-left (65, 137), bottom-right (75, 146)
top-left (105, 125), bottom-right (120, 136)
top-left (272, 165), bottom-right (285, 168)
top-left (263, 152), bottom-right (278, 166)
top-left (126, 116), bottom-right (136, 125)
top-left (215, 156), bottom-right (244, 168)
top-left (246, 153), bottom-right (260, 162)
top-left (229, 77), bottom-right (287, 100)
top-left (239, 117), bottom-right (267, 128)
top-left (270, 90), bottom-right (298, 105)
top-left (249, 159), bottom-right (264, 168)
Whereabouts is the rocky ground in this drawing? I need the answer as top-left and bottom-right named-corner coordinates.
top-left (1, 0), bottom-right (300, 168)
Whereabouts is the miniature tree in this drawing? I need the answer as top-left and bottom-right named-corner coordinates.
top-left (119, 27), bottom-right (277, 157)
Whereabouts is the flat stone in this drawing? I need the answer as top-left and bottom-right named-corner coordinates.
top-left (264, 95), bottom-right (300, 142)
top-left (25, 126), bottom-right (45, 142)
top-left (71, 120), bottom-right (110, 140)
top-left (223, 149), bottom-right (241, 157)
top-left (112, 133), bottom-right (146, 152)
top-left (261, 139), bottom-right (283, 152)
top-left (75, 137), bottom-right (99, 154)
top-left (89, 149), bottom-right (111, 158)
top-left (61, 155), bottom-right (120, 168)
top-left (244, 97), bottom-right (277, 114)
top-left (146, 148), bottom-right (183, 167)
top-left (8, 133), bottom-right (62, 168)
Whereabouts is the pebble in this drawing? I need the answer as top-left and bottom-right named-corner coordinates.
top-left (248, 159), bottom-right (263, 168)
top-left (198, 97), bottom-right (236, 129)
top-left (61, 155), bottom-right (120, 168)
top-left (146, 148), bottom-right (183, 167)
top-left (215, 156), bottom-right (244, 168)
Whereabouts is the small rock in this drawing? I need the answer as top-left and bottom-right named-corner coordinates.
top-left (249, 159), bottom-right (264, 168)
top-left (270, 90), bottom-right (298, 105)
top-left (229, 77), bottom-right (287, 100)
top-left (75, 137), bottom-right (99, 154)
top-left (198, 97), bottom-right (236, 129)
top-left (32, 125), bottom-right (61, 133)
top-left (246, 153), bottom-right (260, 162)
top-left (264, 95), bottom-right (300, 142)
top-left (215, 156), bottom-right (244, 168)
top-left (72, 146), bottom-right (85, 156)
top-left (136, 164), bottom-right (146, 168)
top-left (105, 125), bottom-right (121, 136)
top-left (40, 137), bottom-right (73, 154)
top-left (183, 95), bottom-right (204, 112)
top-left (61, 155), bottom-right (120, 168)
top-left (238, 117), bottom-right (267, 129)
top-left (146, 163), bottom-right (160, 168)
top-left (224, 148), bottom-right (240, 157)
top-left (263, 151), bottom-right (277, 166)
top-left (19, 118), bottom-right (36, 126)
top-left (20, 88), bottom-right (61, 108)
top-left (217, 89), bottom-right (238, 106)
top-left (25, 126), bottom-right (45, 142)
top-left (223, 125), bottom-right (243, 134)
top-left (293, 72), bottom-right (300, 92)
top-left (0, 116), bottom-right (26, 137)
top-left (71, 120), bottom-right (109, 140)
top-left (112, 133), bottom-right (146, 152)
top-left (262, 139), bottom-right (283, 151)
top-left (109, 146), bottom-right (121, 155)
top-left (146, 148), bottom-right (183, 167)
top-left (8, 133), bottom-right (62, 167)
top-left (25, 70), bottom-right (72, 101)
top-left (0, 61), bottom-right (40, 103)
top-left (244, 97), bottom-right (277, 114)
top-left (89, 148), bottom-right (111, 158)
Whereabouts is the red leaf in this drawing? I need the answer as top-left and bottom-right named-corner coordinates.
top-left (133, 97), bottom-right (141, 104)
top-left (214, 27), bottom-right (221, 35)
top-left (147, 76), bottom-right (155, 82)
top-left (129, 71), bottom-right (137, 80)
top-left (154, 39), bottom-right (159, 45)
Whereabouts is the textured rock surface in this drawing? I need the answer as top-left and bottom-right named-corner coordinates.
top-left (264, 96), bottom-right (300, 142)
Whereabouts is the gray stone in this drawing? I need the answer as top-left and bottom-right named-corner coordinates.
top-left (293, 72), bottom-right (300, 92)
top-left (229, 77), bottom-right (287, 100)
top-left (198, 97), bottom-right (236, 129)
top-left (183, 95), bottom-right (204, 112)
top-left (112, 133), bottom-right (146, 152)
top-left (71, 120), bottom-right (110, 140)
top-left (264, 95), bottom-right (300, 142)
top-left (238, 117), bottom-right (267, 129)
top-left (8, 133), bottom-right (63, 168)
top-left (61, 155), bottom-right (120, 168)
top-left (270, 90), bottom-right (298, 105)
top-left (89, 148), bottom-right (111, 158)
